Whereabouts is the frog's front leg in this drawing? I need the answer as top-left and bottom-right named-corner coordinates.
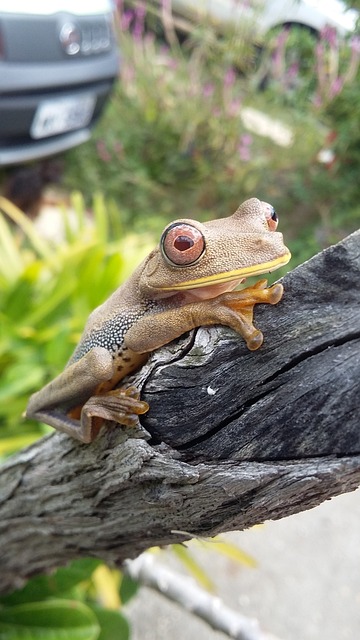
top-left (217, 280), bottom-right (284, 349)
top-left (124, 280), bottom-right (284, 354)
top-left (26, 346), bottom-right (148, 443)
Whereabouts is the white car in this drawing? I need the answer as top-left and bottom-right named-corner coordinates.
top-left (152, 0), bottom-right (357, 39)
top-left (0, 0), bottom-right (119, 166)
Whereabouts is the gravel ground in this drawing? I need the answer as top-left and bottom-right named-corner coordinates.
top-left (125, 488), bottom-right (360, 640)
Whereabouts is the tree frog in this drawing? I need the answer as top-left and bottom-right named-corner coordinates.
top-left (26, 198), bottom-right (291, 443)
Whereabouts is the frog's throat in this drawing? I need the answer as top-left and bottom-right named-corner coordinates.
top-left (160, 252), bottom-right (291, 291)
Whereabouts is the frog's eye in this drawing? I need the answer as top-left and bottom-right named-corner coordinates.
top-left (263, 203), bottom-right (278, 231)
top-left (161, 223), bottom-right (205, 266)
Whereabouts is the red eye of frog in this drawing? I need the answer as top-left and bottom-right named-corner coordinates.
top-left (161, 223), bottom-right (205, 266)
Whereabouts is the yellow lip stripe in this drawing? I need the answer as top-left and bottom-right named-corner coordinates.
top-left (161, 253), bottom-right (291, 291)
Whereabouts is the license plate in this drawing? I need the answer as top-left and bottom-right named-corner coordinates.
top-left (30, 95), bottom-right (96, 139)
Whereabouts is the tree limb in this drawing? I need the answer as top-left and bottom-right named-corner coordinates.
top-left (0, 230), bottom-right (359, 595)
top-left (124, 554), bottom-right (281, 640)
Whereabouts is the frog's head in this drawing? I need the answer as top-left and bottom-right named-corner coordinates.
top-left (139, 198), bottom-right (291, 300)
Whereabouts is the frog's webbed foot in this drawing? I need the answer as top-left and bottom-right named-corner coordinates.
top-left (215, 280), bottom-right (284, 351)
top-left (80, 386), bottom-right (149, 443)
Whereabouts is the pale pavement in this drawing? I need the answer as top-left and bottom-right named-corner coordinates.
top-left (126, 488), bottom-right (360, 640)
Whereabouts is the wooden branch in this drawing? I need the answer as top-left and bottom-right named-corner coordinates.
top-left (124, 554), bottom-right (278, 640)
top-left (1, 231), bottom-right (359, 595)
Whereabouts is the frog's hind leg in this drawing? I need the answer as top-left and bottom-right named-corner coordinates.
top-left (80, 386), bottom-right (149, 441)
top-left (26, 346), bottom-right (149, 443)
top-left (26, 347), bottom-right (115, 442)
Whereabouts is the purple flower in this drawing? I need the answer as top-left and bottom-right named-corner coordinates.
top-left (120, 9), bottom-right (134, 32)
top-left (164, 55), bottom-right (178, 70)
top-left (227, 98), bottom-right (242, 116)
top-left (276, 26), bottom-right (290, 49)
top-left (238, 146), bottom-right (251, 161)
top-left (286, 61), bottom-right (299, 83)
top-left (121, 63), bottom-right (135, 85)
top-left (329, 76), bottom-right (344, 99)
top-left (320, 25), bottom-right (337, 49)
top-left (313, 94), bottom-right (323, 108)
top-left (203, 83), bottom-right (215, 98)
top-left (96, 140), bottom-right (111, 163)
top-left (241, 133), bottom-right (253, 146)
top-left (237, 133), bottom-right (253, 161)
top-left (315, 41), bottom-right (324, 58)
top-left (161, 0), bottom-right (172, 12)
top-left (133, 1), bottom-right (146, 40)
top-left (351, 35), bottom-right (360, 54)
top-left (224, 67), bottom-right (236, 87)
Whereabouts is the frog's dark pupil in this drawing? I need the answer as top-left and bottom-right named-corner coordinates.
top-left (174, 236), bottom-right (194, 251)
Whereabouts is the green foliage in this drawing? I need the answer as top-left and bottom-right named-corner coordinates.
top-left (64, 30), bottom-right (254, 224)
top-left (0, 559), bottom-right (132, 640)
top-left (0, 559), bottom-right (102, 607)
top-left (0, 193), bottom-right (154, 453)
top-left (253, 25), bottom-right (319, 105)
top-left (254, 22), bottom-right (360, 251)
top-left (63, 13), bottom-right (324, 239)
top-left (0, 600), bottom-right (99, 640)
top-left (90, 608), bottom-right (129, 640)
top-left (63, 3), bottom-right (359, 270)
top-left (119, 577), bottom-right (139, 605)
top-left (323, 77), bottom-right (360, 216)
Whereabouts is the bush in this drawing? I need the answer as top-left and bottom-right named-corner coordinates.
top-left (0, 194), bottom-right (154, 454)
top-left (63, 7), bottom-right (326, 260)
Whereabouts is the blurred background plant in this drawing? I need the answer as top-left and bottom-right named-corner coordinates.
top-left (0, 193), bottom-right (154, 455)
top-left (61, 0), bottom-right (359, 262)
top-left (0, 557), bottom-right (134, 640)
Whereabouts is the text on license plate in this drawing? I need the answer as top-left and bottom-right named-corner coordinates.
top-left (30, 95), bottom-right (96, 140)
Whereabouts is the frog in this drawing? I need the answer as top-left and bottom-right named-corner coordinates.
top-left (26, 197), bottom-right (291, 443)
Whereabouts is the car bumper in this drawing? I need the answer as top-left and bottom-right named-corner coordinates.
top-left (0, 79), bottom-right (113, 166)
top-left (0, 129), bottom-right (92, 166)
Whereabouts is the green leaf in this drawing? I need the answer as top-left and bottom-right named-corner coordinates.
top-left (0, 213), bottom-right (23, 282)
top-left (90, 608), bottom-right (130, 640)
top-left (0, 197), bottom-right (53, 262)
top-left (0, 364), bottom-right (44, 403)
top-left (0, 599), bottom-right (99, 640)
top-left (92, 193), bottom-right (108, 243)
top-left (1, 559), bottom-right (102, 606)
top-left (171, 545), bottom-right (214, 592)
top-left (203, 536), bottom-right (257, 568)
top-left (119, 575), bottom-right (139, 605)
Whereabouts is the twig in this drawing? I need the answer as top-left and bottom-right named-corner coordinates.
top-left (124, 553), bottom-right (282, 640)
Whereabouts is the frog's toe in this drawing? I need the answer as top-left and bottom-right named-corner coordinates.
top-left (246, 330), bottom-right (263, 351)
top-left (268, 283), bottom-right (284, 304)
top-left (82, 387), bottom-right (149, 433)
top-left (252, 278), bottom-right (268, 290)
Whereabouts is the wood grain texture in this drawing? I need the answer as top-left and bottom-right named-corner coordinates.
top-left (0, 230), bottom-right (359, 595)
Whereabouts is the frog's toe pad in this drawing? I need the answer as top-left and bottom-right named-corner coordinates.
top-left (82, 386), bottom-right (149, 428)
top-left (268, 283), bottom-right (284, 304)
top-left (246, 330), bottom-right (263, 351)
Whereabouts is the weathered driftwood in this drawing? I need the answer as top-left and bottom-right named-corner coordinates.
top-left (0, 230), bottom-right (359, 595)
